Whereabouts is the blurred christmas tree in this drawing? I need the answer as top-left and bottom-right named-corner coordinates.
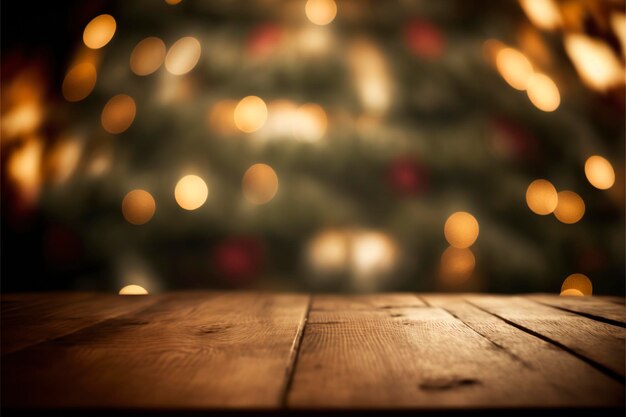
top-left (2, 0), bottom-right (624, 294)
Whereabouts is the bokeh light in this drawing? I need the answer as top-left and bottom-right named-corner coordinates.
top-left (444, 212), bottom-right (479, 248)
top-left (62, 63), bottom-right (97, 102)
top-left (83, 14), bottom-right (116, 49)
top-left (518, 0), bottom-right (562, 31)
top-left (585, 156), bottom-right (615, 190)
top-left (165, 0), bottom-right (182, 4)
top-left (561, 273), bottom-right (592, 295)
top-left (564, 34), bottom-right (624, 92)
top-left (209, 99), bottom-right (239, 135)
top-left (101, 94), bottom-right (136, 134)
top-left (307, 229), bottom-right (349, 274)
top-left (305, 0), bottom-right (337, 26)
top-left (560, 288), bottom-right (584, 296)
top-left (242, 163), bottom-right (278, 204)
top-left (130, 37), bottom-right (166, 76)
top-left (496, 47), bottom-right (533, 90)
top-left (7, 137), bottom-right (43, 203)
top-left (351, 231), bottom-right (398, 281)
top-left (526, 73), bottom-right (560, 112)
top-left (122, 189), bottom-right (156, 225)
top-left (175, 175), bottom-right (209, 210)
top-left (234, 96), bottom-right (268, 133)
top-left (554, 191), bottom-right (585, 224)
top-left (47, 139), bottom-right (82, 184)
top-left (440, 246), bottom-right (475, 284)
top-left (119, 284), bottom-right (149, 295)
top-left (165, 36), bottom-right (201, 75)
top-left (526, 179), bottom-right (558, 215)
top-left (293, 103), bottom-right (327, 142)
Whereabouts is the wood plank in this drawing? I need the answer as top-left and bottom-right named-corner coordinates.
top-left (422, 295), bottom-right (623, 406)
top-left (287, 295), bottom-right (622, 408)
top-left (312, 293), bottom-right (425, 310)
top-left (528, 295), bottom-right (626, 325)
top-left (1, 293), bottom-right (158, 355)
top-left (1, 292), bottom-right (309, 409)
top-left (467, 295), bottom-right (625, 380)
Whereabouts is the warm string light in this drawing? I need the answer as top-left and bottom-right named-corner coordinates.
top-left (130, 37), bottom-right (166, 76)
top-left (526, 73), bottom-right (560, 112)
top-left (175, 175), bottom-right (209, 210)
top-left (83, 14), bottom-right (116, 49)
top-left (165, 37), bottom-right (201, 75)
top-left (62, 63), bottom-right (97, 102)
top-left (439, 246), bottom-right (475, 285)
top-left (444, 212), bottom-right (479, 249)
top-left (101, 94), bottom-right (136, 134)
top-left (119, 284), bottom-right (149, 295)
top-left (305, 0), bottom-right (337, 26)
top-left (518, 0), bottom-right (562, 31)
top-left (564, 34), bottom-right (624, 92)
top-left (560, 273), bottom-right (592, 296)
top-left (46, 139), bottom-right (82, 185)
top-left (306, 229), bottom-right (399, 285)
top-left (242, 164), bottom-right (279, 204)
top-left (234, 96), bottom-right (268, 133)
top-left (584, 156), bottom-right (615, 190)
top-left (554, 191), bottom-right (585, 224)
top-left (122, 189), bottom-right (156, 225)
top-left (526, 179), bottom-right (558, 215)
top-left (496, 47), bottom-right (534, 91)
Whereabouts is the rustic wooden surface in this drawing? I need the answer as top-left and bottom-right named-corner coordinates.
top-left (1, 293), bottom-right (624, 414)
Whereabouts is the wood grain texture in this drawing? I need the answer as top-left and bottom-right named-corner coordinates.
top-left (1, 293), bottom-right (158, 355)
top-left (467, 295), bottom-right (625, 379)
top-left (312, 293), bottom-right (425, 310)
top-left (287, 295), bottom-right (622, 408)
top-left (422, 295), bottom-right (624, 406)
top-left (2, 292), bottom-right (309, 409)
top-left (528, 295), bottom-right (626, 325)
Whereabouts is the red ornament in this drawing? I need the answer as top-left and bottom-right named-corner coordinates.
top-left (404, 19), bottom-right (445, 59)
top-left (212, 237), bottom-right (264, 284)
top-left (247, 24), bottom-right (283, 57)
top-left (387, 156), bottom-right (428, 196)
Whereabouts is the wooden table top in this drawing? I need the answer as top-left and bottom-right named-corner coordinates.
top-left (1, 292), bottom-right (625, 415)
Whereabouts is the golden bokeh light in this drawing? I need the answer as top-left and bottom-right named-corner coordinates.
top-left (554, 191), bottom-right (585, 224)
top-left (47, 139), bottom-right (82, 184)
top-left (526, 73), bottom-right (560, 112)
top-left (444, 212), bottom-right (479, 249)
top-left (526, 179), bottom-right (558, 215)
top-left (293, 103), bottom-right (327, 142)
top-left (305, 0), bottom-right (337, 26)
top-left (234, 96), bottom-right (268, 133)
top-left (307, 230), bottom-right (349, 273)
top-left (242, 163), bottom-right (279, 204)
top-left (7, 137), bottom-right (43, 203)
top-left (165, 0), bottom-right (182, 4)
top-left (585, 155), bottom-right (615, 190)
top-left (130, 37), bottom-right (167, 76)
top-left (564, 34), bottom-right (624, 92)
top-left (175, 175), bottom-right (208, 210)
top-left (495, 47), bottom-right (534, 90)
top-left (519, 0), bottom-right (562, 30)
top-left (101, 94), bottom-right (136, 134)
top-left (165, 36), bottom-right (201, 75)
top-left (561, 273), bottom-right (592, 296)
top-left (1, 102), bottom-right (43, 140)
top-left (440, 246), bottom-right (475, 284)
top-left (119, 284), bottom-right (149, 295)
top-left (122, 189), bottom-right (156, 225)
top-left (348, 39), bottom-right (392, 115)
top-left (560, 288), bottom-right (584, 297)
top-left (62, 63), bottom-right (97, 102)
top-left (209, 100), bottom-right (239, 135)
top-left (351, 231), bottom-right (399, 280)
top-left (83, 14), bottom-right (117, 49)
